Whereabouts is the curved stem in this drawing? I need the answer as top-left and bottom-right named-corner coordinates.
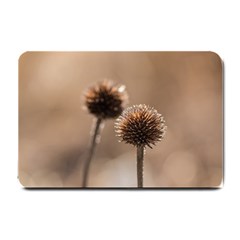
top-left (137, 146), bottom-right (144, 188)
top-left (82, 118), bottom-right (102, 188)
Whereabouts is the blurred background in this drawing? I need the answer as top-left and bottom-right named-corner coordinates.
top-left (19, 52), bottom-right (223, 188)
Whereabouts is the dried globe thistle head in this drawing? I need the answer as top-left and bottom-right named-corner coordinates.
top-left (84, 80), bottom-right (128, 119)
top-left (115, 104), bottom-right (167, 148)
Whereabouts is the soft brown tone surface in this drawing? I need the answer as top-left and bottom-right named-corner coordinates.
top-left (19, 52), bottom-right (223, 187)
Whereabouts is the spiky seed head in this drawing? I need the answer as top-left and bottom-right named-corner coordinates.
top-left (84, 80), bottom-right (128, 119)
top-left (115, 104), bottom-right (167, 148)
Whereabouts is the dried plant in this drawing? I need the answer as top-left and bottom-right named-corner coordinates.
top-left (82, 80), bottom-right (128, 187)
top-left (115, 104), bottom-right (167, 188)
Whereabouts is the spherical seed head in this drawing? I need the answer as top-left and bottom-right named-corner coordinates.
top-left (84, 80), bottom-right (128, 119)
top-left (115, 104), bottom-right (167, 148)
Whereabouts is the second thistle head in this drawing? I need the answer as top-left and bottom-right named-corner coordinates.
top-left (115, 104), bottom-right (167, 148)
top-left (84, 80), bottom-right (128, 119)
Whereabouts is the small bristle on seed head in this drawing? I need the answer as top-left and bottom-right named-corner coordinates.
top-left (115, 104), bottom-right (167, 148)
top-left (84, 80), bottom-right (128, 119)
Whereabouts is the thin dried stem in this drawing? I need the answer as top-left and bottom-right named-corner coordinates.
top-left (82, 118), bottom-right (102, 187)
top-left (137, 146), bottom-right (144, 188)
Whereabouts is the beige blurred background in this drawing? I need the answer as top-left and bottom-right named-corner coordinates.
top-left (18, 52), bottom-right (223, 188)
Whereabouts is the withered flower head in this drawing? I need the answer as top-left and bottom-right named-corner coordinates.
top-left (84, 80), bottom-right (128, 119)
top-left (115, 104), bottom-right (167, 148)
